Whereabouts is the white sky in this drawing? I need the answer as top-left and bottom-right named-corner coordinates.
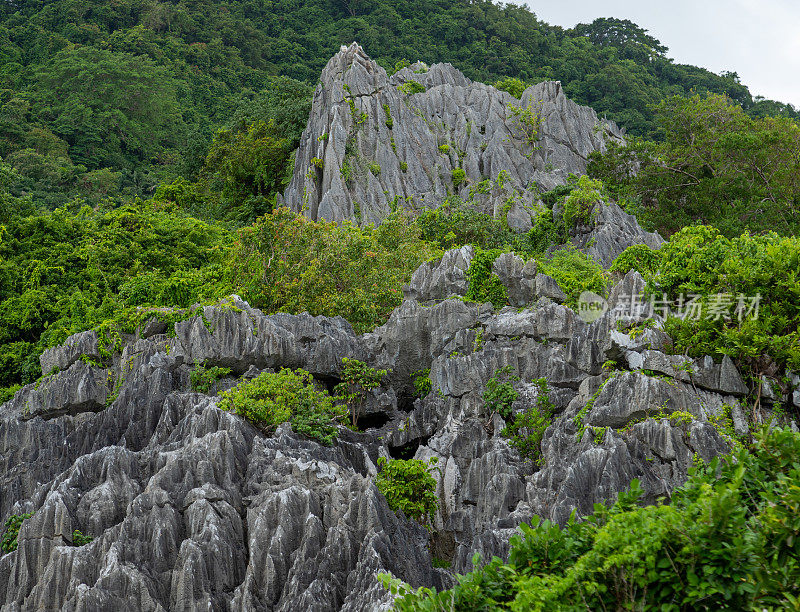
top-left (507, 1), bottom-right (800, 107)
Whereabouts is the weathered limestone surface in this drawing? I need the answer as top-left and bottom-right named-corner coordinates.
top-left (282, 43), bottom-right (624, 227)
top-left (0, 257), bottom-right (757, 610)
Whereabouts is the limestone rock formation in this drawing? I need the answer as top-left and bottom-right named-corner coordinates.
top-left (0, 45), bottom-right (780, 612)
top-left (572, 201), bottom-right (665, 267)
top-left (282, 43), bottom-right (623, 227)
top-left (1, 250), bottom-right (762, 610)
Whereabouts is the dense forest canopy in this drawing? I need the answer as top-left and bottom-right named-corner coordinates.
top-left (0, 0), bottom-right (796, 208)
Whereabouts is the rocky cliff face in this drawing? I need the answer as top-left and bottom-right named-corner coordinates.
top-left (2, 242), bottom-right (780, 609)
top-left (281, 43), bottom-right (624, 228)
top-left (3, 45), bottom-right (794, 612)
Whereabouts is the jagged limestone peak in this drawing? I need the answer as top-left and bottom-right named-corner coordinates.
top-left (282, 43), bottom-right (624, 228)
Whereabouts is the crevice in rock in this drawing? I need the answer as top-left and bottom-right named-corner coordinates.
top-left (429, 530), bottom-right (456, 568)
top-left (357, 411), bottom-right (392, 431)
top-left (388, 434), bottom-right (431, 460)
top-left (313, 374), bottom-right (342, 395)
top-left (396, 391), bottom-right (418, 413)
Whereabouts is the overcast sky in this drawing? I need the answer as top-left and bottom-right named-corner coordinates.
top-left (507, 1), bottom-right (800, 107)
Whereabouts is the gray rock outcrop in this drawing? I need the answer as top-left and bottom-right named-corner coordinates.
top-left (0, 251), bottom-right (760, 609)
top-left (282, 43), bottom-right (623, 227)
top-left (572, 201), bottom-right (665, 267)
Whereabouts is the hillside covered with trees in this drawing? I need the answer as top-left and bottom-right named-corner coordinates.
top-left (0, 0), bottom-right (797, 209)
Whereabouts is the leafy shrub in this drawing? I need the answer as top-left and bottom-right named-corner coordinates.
top-left (190, 364), bottom-right (233, 394)
top-left (368, 162), bottom-right (381, 175)
top-left (0, 384), bottom-right (20, 405)
top-left (526, 208), bottom-right (567, 256)
top-left (451, 168), bottom-right (467, 188)
top-left (230, 207), bottom-right (438, 333)
top-left (562, 175), bottom-right (604, 231)
top-left (415, 199), bottom-right (518, 252)
top-left (398, 81), bottom-right (425, 95)
top-left (438, 144), bottom-right (450, 154)
top-left (661, 227), bottom-right (800, 375)
top-left (502, 378), bottom-right (553, 464)
top-left (72, 529), bottom-right (93, 546)
top-left (392, 59), bottom-right (411, 74)
top-left (508, 103), bottom-right (544, 156)
top-left (1, 512), bottom-right (33, 553)
top-left (384, 426), bottom-right (800, 611)
top-left (483, 365), bottom-right (519, 421)
top-left (334, 358), bottom-right (388, 428)
top-left (218, 368), bottom-right (348, 445)
top-left (494, 76), bottom-right (528, 98)
top-left (465, 248), bottom-right (508, 309)
top-left (412, 368), bottom-right (432, 398)
top-left (609, 243), bottom-right (662, 278)
top-left (611, 226), bottom-right (800, 382)
top-left (538, 246), bottom-right (609, 307)
top-left (376, 456), bottom-right (439, 524)
top-left (0, 202), bottom-right (231, 398)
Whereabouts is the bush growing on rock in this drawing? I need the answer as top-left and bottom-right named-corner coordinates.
top-left (0, 202), bottom-right (231, 398)
top-left (466, 248), bottom-right (509, 308)
top-left (1, 512), bottom-right (33, 554)
top-left (494, 77), bottom-right (528, 99)
top-left (562, 175), bottom-right (604, 231)
top-left (190, 363), bottom-right (233, 394)
top-left (483, 365), bottom-right (519, 421)
top-left (384, 426), bottom-right (800, 610)
top-left (217, 368), bottom-right (348, 445)
top-left (501, 378), bottom-right (553, 465)
top-left (71, 529), bottom-right (93, 547)
top-left (612, 226), bottom-right (800, 383)
top-left (376, 457), bottom-right (439, 525)
top-left (538, 246), bottom-right (609, 307)
top-left (415, 199), bottom-right (521, 252)
top-left (334, 357), bottom-right (388, 428)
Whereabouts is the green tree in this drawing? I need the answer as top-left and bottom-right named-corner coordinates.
top-left (32, 46), bottom-right (184, 170)
top-left (591, 94), bottom-right (800, 237)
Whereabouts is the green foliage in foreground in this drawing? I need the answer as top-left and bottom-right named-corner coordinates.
top-left (218, 368), bottom-right (348, 446)
top-left (611, 226), bottom-right (800, 377)
top-left (376, 456), bottom-right (439, 525)
top-left (1, 512), bottom-right (33, 553)
top-left (383, 427), bottom-right (800, 611)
